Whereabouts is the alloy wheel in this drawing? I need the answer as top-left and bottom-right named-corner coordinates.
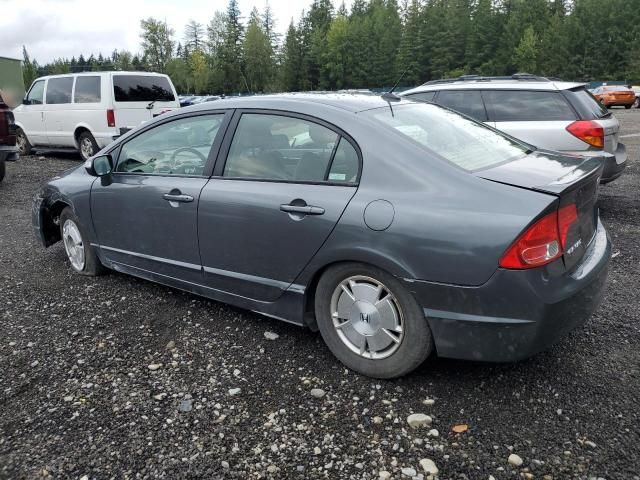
top-left (80, 137), bottom-right (94, 160)
top-left (62, 219), bottom-right (85, 271)
top-left (330, 276), bottom-right (404, 360)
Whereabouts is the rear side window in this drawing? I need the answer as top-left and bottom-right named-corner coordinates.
top-left (563, 88), bottom-right (609, 120)
top-left (435, 90), bottom-right (487, 121)
top-left (223, 113), bottom-right (358, 183)
top-left (46, 77), bottom-right (73, 104)
top-left (113, 75), bottom-right (175, 102)
top-left (406, 92), bottom-right (436, 103)
top-left (74, 76), bottom-right (101, 103)
top-left (484, 90), bottom-right (576, 122)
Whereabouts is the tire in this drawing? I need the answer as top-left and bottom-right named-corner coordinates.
top-left (16, 128), bottom-right (32, 156)
top-left (314, 262), bottom-right (433, 378)
top-left (59, 207), bottom-right (105, 276)
top-left (0, 159), bottom-right (5, 183)
top-left (625, 104), bottom-right (632, 109)
top-left (77, 131), bottom-right (99, 161)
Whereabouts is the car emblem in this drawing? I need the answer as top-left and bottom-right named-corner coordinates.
top-left (360, 313), bottom-right (370, 324)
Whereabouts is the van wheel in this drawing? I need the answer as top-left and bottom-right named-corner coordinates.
top-left (0, 160), bottom-right (5, 182)
top-left (314, 262), bottom-right (433, 378)
top-left (78, 132), bottom-right (99, 161)
top-left (16, 128), bottom-right (32, 156)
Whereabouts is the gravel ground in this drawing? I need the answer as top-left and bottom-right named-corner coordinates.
top-left (1, 111), bottom-right (639, 480)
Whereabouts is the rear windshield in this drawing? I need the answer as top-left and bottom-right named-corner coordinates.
top-left (563, 87), bottom-right (609, 119)
top-left (113, 75), bottom-right (175, 102)
top-left (364, 103), bottom-right (529, 171)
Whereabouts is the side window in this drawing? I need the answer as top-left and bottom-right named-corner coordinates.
top-left (407, 92), bottom-right (436, 103)
top-left (484, 90), bottom-right (577, 122)
top-left (435, 90), bottom-right (487, 121)
top-left (26, 80), bottom-right (45, 105)
top-left (45, 77), bottom-right (74, 104)
top-left (74, 76), bottom-right (101, 103)
top-left (328, 138), bottom-right (359, 183)
top-left (223, 114), bottom-right (341, 182)
top-left (116, 114), bottom-right (224, 176)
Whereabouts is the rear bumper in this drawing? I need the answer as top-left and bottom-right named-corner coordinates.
top-left (405, 219), bottom-right (611, 362)
top-left (563, 144), bottom-right (627, 183)
top-left (0, 145), bottom-right (19, 162)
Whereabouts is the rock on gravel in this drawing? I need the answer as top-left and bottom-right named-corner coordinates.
top-left (310, 388), bottom-right (326, 399)
top-left (147, 363), bottom-right (162, 371)
top-left (407, 413), bottom-right (432, 428)
top-left (420, 458), bottom-right (439, 474)
top-left (228, 388), bottom-right (241, 396)
top-left (401, 467), bottom-right (417, 477)
top-left (264, 331), bottom-right (279, 340)
top-left (379, 472), bottom-right (392, 480)
top-left (508, 453), bottom-right (524, 467)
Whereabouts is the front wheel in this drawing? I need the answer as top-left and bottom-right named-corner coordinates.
top-left (314, 263), bottom-right (433, 378)
top-left (16, 128), bottom-right (32, 156)
top-left (77, 131), bottom-right (99, 161)
top-left (59, 207), bottom-right (105, 276)
top-left (625, 104), bottom-right (632, 109)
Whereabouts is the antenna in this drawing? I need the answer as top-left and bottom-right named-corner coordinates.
top-left (381, 67), bottom-right (410, 102)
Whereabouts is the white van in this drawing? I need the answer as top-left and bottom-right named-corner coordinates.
top-left (14, 71), bottom-right (180, 160)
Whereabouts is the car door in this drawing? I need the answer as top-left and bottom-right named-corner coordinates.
top-left (17, 79), bottom-right (47, 145)
top-left (90, 111), bottom-right (231, 283)
top-left (198, 111), bottom-right (361, 302)
top-left (482, 90), bottom-right (579, 150)
top-left (43, 76), bottom-right (75, 147)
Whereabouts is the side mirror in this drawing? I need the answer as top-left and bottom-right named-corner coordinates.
top-left (85, 154), bottom-right (113, 177)
top-left (22, 98), bottom-right (30, 106)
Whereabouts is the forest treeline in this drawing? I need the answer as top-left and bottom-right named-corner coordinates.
top-left (21, 0), bottom-right (640, 95)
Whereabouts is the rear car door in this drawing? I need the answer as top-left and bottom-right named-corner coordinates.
top-left (198, 111), bottom-right (360, 302)
top-left (17, 79), bottom-right (47, 145)
top-left (482, 90), bottom-right (580, 150)
top-left (43, 76), bottom-right (75, 147)
top-left (91, 111), bottom-right (230, 283)
top-left (111, 74), bottom-right (179, 131)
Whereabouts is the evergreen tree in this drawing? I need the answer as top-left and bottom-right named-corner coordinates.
top-left (184, 20), bottom-right (205, 51)
top-left (280, 21), bottom-right (303, 91)
top-left (140, 17), bottom-right (175, 73)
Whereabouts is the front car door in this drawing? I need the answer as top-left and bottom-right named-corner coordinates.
top-left (90, 111), bottom-right (230, 283)
top-left (198, 111), bottom-right (361, 302)
top-left (16, 79), bottom-right (47, 145)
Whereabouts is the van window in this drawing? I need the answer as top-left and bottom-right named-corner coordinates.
top-left (46, 77), bottom-right (74, 104)
top-left (113, 75), bottom-right (175, 102)
top-left (26, 80), bottom-right (45, 105)
top-left (74, 76), bottom-right (101, 103)
top-left (484, 90), bottom-right (576, 122)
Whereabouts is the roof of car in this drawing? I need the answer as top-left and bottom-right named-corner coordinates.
top-left (33, 71), bottom-right (167, 80)
top-left (400, 77), bottom-right (586, 95)
top-left (186, 92), bottom-right (416, 114)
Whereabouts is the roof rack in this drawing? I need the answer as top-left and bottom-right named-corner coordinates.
top-left (422, 73), bottom-right (552, 86)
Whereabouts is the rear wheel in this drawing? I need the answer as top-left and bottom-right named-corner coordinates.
top-left (59, 207), bottom-right (105, 276)
top-left (77, 131), bottom-right (99, 161)
top-left (634, 98), bottom-right (640, 108)
top-left (16, 128), bottom-right (32, 156)
top-left (314, 262), bottom-right (433, 378)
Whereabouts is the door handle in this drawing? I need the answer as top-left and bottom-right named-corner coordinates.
top-left (280, 204), bottom-right (325, 215)
top-left (163, 193), bottom-right (194, 203)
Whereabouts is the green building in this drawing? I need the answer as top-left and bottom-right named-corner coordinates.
top-left (0, 56), bottom-right (25, 105)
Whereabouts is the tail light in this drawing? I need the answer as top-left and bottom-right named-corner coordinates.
top-left (106, 109), bottom-right (115, 128)
top-left (566, 120), bottom-right (604, 148)
top-left (499, 204), bottom-right (578, 269)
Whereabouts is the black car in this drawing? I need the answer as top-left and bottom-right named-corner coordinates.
top-left (0, 97), bottom-right (18, 182)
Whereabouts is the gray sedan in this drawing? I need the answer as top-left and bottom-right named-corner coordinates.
top-left (33, 94), bottom-right (611, 378)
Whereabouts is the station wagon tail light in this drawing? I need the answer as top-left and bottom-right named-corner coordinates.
top-left (106, 109), bottom-right (116, 128)
top-left (566, 120), bottom-right (604, 148)
top-left (500, 204), bottom-right (578, 269)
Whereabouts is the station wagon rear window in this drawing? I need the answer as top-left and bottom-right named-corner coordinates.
top-left (364, 103), bottom-right (529, 171)
top-left (113, 75), bottom-right (175, 102)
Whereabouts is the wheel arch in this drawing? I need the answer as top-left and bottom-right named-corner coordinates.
top-left (40, 199), bottom-right (72, 247)
top-left (73, 124), bottom-right (94, 148)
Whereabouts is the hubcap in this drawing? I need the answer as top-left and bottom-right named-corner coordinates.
top-left (80, 138), bottom-right (94, 160)
top-left (330, 276), bottom-right (404, 359)
top-left (17, 133), bottom-right (26, 153)
top-left (62, 219), bottom-right (85, 271)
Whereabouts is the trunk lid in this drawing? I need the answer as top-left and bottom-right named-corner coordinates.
top-left (476, 151), bottom-right (602, 269)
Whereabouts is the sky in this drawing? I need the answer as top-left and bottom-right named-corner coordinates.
top-left (0, 0), bottom-right (352, 64)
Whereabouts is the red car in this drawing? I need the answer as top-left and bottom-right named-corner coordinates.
top-left (0, 95), bottom-right (18, 182)
top-left (592, 85), bottom-right (636, 109)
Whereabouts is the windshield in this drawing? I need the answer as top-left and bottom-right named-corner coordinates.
top-left (363, 103), bottom-right (529, 171)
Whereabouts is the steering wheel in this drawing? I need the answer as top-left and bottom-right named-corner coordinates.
top-left (171, 147), bottom-right (207, 163)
